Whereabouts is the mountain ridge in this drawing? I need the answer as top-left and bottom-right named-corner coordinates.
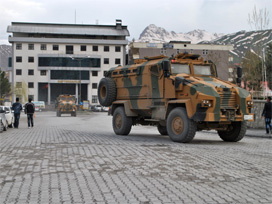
top-left (138, 24), bottom-right (224, 44)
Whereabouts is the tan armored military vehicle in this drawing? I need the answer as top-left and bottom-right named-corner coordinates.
top-left (98, 53), bottom-right (254, 143)
top-left (56, 94), bottom-right (77, 117)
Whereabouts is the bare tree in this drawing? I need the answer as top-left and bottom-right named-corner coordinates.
top-left (248, 5), bottom-right (270, 30)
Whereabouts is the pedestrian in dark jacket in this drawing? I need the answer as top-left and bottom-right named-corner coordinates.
top-left (25, 98), bottom-right (35, 128)
top-left (12, 97), bottom-right (23, 128)
top-left (262, 96), bottom-right (272, 134)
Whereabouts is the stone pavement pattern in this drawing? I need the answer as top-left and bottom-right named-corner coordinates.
top-left (0, 112), bottom-right (271, 204)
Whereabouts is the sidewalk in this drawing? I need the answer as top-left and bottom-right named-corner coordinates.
top-left (202, 128), bottom-right (272, 139)
top-left (246, 128), bottom-right (272, 139)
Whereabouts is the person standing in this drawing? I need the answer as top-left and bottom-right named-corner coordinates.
top-left (262, 96), bottom-right (272, 135)
top-left (25, 98), bottom-right (35, 128)
top-left (11, 97), bottom-right (23, 128)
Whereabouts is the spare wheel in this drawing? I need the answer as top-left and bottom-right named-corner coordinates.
top-left (98, 78), bottom-right (117, 106)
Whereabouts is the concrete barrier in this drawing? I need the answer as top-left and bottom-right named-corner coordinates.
top-left (247, 100), bottom-right (266, 129)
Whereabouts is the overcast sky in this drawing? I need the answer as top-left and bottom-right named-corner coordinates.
top-left (0, 0), bottom-right (271, 45)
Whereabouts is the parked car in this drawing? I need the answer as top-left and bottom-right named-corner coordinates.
top-left (92, 105), bottom-right (102, 112)
top-left (102, 106), bottom-right (109, 112)
top-left (0, 106), bottom-right (14, 128)
top-left (0, 110), bottom-right (8, 132)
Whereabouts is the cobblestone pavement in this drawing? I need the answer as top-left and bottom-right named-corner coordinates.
top-left (0, 111), bottom-right (271, 204)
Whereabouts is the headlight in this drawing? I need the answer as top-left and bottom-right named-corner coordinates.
top-left (247, 101), bottom-right (254, 107)
top-left (202, 100), bottom-right (213, 108)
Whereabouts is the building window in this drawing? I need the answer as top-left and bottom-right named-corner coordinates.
top-left (66, 45), bottom-right (73, 54)
top-left (92, 71), bottom-right (98, 76)
top-left (16, 69), bottom-right (22, 75)
top-left (160, 49), bottom-right (164, 54)
top-left (51, 70), bottom-right (90, 80)
top-left (28, 82), bottom-right (34, 88)
top-left (115, 58), bottom-right (121, 65)
top-left (81, 45), bottom-right (87, 51)
top-left (53, 45), bottom-right (59, 51)
top-left (16, 56), bottom-right (22, 63)
top-left (41, 44), bottom-right (47, 50)
top-left (228, 56), bottom-right (233, 62)
top-left (28, 57), bottom-right (34, 63)
top-left (92, 83), bottom-right (98, 89)
top-left (203, 50), bottom-right (208, 55)
top-left (92, 95), bottom-right (98, 103)
top-left (104, 46), bottom-right (110, 52)
top-left (16, 44), bottom-right (22, 50)
top-left (40, 70), bottom-right (47, 76)
top-left (93, 46), bottom-right (98, 51)
top-left (115, 46), bottom-right (121, 52)
top-left (28, 69), bottom-right (34, 75)
top-left (16, 82), bottom-right (22, 88)
top-left (104, 58), bottom-right (109, 64)
top-left (39, 57), bottom-right (101, 68)
top-left (28, 44), bottom-right (34, 50)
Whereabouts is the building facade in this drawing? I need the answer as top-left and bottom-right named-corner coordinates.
top-left (7, 20), bottom-right (129, 105)
top-left (129, 42), bottom-right (234, 81)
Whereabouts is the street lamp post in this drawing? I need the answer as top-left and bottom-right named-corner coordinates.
top-left (70, 56), bottom-right (90, 105)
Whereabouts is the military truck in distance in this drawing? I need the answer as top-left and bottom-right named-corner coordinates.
top-left (56, 95), bottom-right (77, 117)
top-left (98, 53), bottom-right (254, 143)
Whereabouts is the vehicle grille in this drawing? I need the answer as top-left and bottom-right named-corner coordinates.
top-left (219, 92), bottom-right (236, 108)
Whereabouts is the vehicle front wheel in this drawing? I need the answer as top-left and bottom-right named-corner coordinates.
top-left (157, 124), bottom-right (168, 135)
top-left (218, 121), bottom-right (246, 142)
top-left (112, 106), bottom-right (132, 135)
top-left (3, 121), bottom-right (8, 131)
top-left (167, 107), bottom-right (196, 143)
top-left (0, 121), bottom-right (4, 133)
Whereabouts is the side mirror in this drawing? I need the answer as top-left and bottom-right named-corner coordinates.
top-left (237, 67), bottom-right (242, 78)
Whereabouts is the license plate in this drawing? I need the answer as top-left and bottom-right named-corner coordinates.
top-left (244, 115), bottom-right (253, 120)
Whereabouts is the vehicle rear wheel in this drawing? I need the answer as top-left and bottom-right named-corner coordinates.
top-left (157, 124), bottom-right (168, 135)
top-left (167, 107), bottom-right (196, 143)
top-left (98, 78), bottom-right (116, 106)
top-left (112, 106), bottom-right (132, 135)
top-left (218, 121), bottom-right (246, 142)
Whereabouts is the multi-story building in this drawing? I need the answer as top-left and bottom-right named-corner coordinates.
top-left (129, 41), bottom-right (234, 81)
top-left (7, 20), bottom-right (129, 105)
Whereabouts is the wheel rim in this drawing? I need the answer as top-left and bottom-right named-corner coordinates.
top-left (100, 85), bottom-right (106, 99)
top-left (115, 113), bottom-right (122, 129)
top-left (172, 116), bottom-right (184, 135)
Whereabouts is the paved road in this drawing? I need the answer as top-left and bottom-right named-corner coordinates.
top-left (0, 111), bottom-right (271, 204)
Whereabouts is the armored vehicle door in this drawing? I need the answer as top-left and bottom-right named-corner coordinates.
top-left (149, 64), bottom-right (164, 99)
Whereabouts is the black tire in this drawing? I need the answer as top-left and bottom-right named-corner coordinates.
top-left (167, 107), bottom-right (196, 143)
top-left (3, 121), bottom-right (7, 131)
top-left (218, 121), bottom-right (246, 142)
top-left (157, 124), bottom-right (168, 135)
top-left (112, 106), bottom-right (132, 135)
top-left (98, 78), bottom-right (116, 107)
top-left (0, 121), bottom-right (3, 133)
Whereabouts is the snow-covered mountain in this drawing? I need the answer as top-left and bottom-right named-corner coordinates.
top-left (138, 24), bottom-right (224, 44)
top-left (201, 29), bottom-right (272, 63)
